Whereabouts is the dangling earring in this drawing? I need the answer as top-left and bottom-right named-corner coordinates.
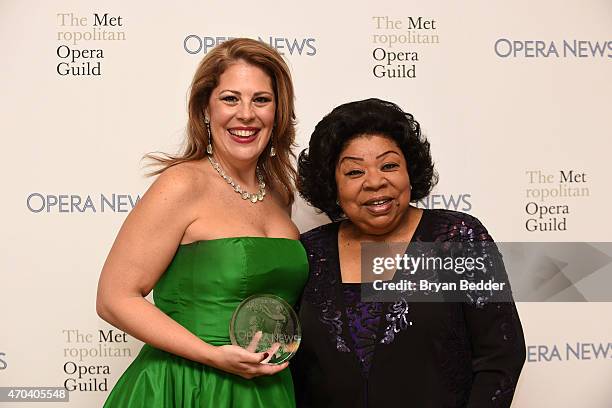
top-left (336, 199), bottom-right (346, 219)
top-left (270, 127), bottom-right (276, 157)
top-left (205, 117), bottom-right (213, 155)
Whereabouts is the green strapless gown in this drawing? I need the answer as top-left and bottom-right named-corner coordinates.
top-left (103, 237), bottom-right (309, 408)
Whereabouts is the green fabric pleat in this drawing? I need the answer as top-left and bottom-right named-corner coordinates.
top-left (103, 237), bottom-right (309, 408)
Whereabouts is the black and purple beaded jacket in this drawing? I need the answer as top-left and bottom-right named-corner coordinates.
top-left (292, 209), bottom-right (526, 408)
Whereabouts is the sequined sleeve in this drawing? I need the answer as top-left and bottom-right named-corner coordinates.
top-left (450, 214), bottom-right (526, 407)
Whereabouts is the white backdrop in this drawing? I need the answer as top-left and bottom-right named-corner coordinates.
top-left (1, 0), bottom-right (611, 406)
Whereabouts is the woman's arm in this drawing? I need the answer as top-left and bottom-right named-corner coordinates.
top-left (96, 164), bottom-right (287, 378)
top-left (460, 216), bottom-right (526, 407)
top-left (463, 301), bottom-right (526, 407)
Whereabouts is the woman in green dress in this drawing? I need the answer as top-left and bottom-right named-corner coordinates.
top-left (96, 38), bottom-right (308, 407)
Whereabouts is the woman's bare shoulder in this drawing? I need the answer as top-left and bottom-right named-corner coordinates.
top-left (149, 161), bottom-right (210, 200)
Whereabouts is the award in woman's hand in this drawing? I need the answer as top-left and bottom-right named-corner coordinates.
top-left (229, 294), bottom-right (301, 365)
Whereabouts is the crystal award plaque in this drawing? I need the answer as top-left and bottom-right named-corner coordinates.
top-left (229, 294), bottom-right (301, 365)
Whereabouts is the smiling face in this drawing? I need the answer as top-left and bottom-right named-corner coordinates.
top-left (335, 134), bottom-right (411, 236)
top-left (206, 59), bottom-right (276, 166)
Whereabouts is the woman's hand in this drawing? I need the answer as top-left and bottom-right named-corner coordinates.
top-left (207, 331), bottom-right (287, 379)
top-left (209, 344), bottom-right (288, 379)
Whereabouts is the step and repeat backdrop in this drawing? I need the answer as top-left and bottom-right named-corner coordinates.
top-left (1, 0), bottom-right (611, 407)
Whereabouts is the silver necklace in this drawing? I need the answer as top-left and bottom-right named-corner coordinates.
top-left (207, 155), bottom-right (266, 203)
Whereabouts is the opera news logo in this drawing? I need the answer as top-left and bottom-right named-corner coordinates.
top-left (184, 35), bottom-right (317, 56)
top-left (527, 342), bottom-right (612, 362)
top-left (26, 193), bottom-right (141, 213)
top-left (0, 352), bottom-right (7, 370)
top-left (494, 39), bottom-right (611, 58)
top-left (416, 193), bottom-right (472, 212)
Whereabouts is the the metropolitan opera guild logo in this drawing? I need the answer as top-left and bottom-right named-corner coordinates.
top-left (370, 15), bottom-right (440, 79)
top-left (523, 169), bottom-right (590, 232)
top-left (55, 12), bottom-right (127, 76)
top-left (62, 328), bottom-right (135, 392)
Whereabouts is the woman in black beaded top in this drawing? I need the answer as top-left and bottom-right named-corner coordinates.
top-left (292, 98), bottom-right (526, 408)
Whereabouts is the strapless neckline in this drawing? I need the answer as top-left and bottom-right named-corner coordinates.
top-left (179, 236), bottom-right (300, 247)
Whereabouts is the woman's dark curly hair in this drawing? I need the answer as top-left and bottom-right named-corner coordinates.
top-left (298, 98), bottom-right (438, 221)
